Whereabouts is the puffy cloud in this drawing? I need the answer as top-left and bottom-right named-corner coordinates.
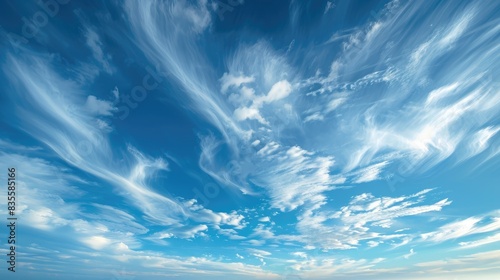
top-left (82, 236), bottom-right (112, 250)
top-left (234, 106), bottom-right (268, 124)
top-left (258, 217), bottom-right (270, 222)
top-left (259, 80), bottom-right (292, 104)
top-left (84, 95), bottom-right (116, 116)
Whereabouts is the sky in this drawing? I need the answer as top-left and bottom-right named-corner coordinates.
top-left (0, 0), bottom-right (499, 279)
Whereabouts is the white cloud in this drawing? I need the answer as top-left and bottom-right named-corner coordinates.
top-left (115, 242), bottom-right (130, 252)
top-left (324, 1), bottom-right (335, 14)
top-left (125, 0), bottom-right (247, 149)
top-left (259, 80), bottom-right (292, 104)
top-left (304, 112), bottom-right (324, 123)
top-left (350, 161), bottom-right (389, 183)
top-left (462, 126), bottom-right (500, 160)
top-left (251, 139), bottom-right (261, 146)
top-left (112, 86), bottom-right (120, 100)
top-left (289, 250), bottom-right (500, 279)
top-left (0, 148), bottom-right (146, 264)
top-left (232, 80), bottom-right (292, 125)
top-left (334, 189), bottom-right (450, 227)
top-left (218, 228), bottom-right (245, 240)
top-left (164, 225), bottom-right (208, 239)
top-left (292, 1), bottom-right (500, 182)
top-left (403, 248), bottom-right (415, 259)
top-left (95, 119), bottom-right (112, 132)
top-left (83, 203), bottom-right (148, 234)
top-left (220, 73), bottom-right (255, 93)
top-left (172, 0), bottom-right (212, 33)
top-left (234, 106), bottom-right (268, 125)
top-left (228, 86), bottom-right (257, 106)
top-left (184, 199), bottom-right (247, 228)
top-left (252, 144), bottom-right (334, 211)
top-left (85, 28), bottom-right (114, 74)
top-left (425, 82), bottom-right (460, 105)
top-left (459, 232), bottom-right (500, 249)
top-left (421, 210), bottom-right (500, 243)
top-left (414, 250), bottom-right (500, 276)
top-left (5, 1), bottom-right (500, 278)
top-left (296, 189), bottom-right (450, 250)
top-left (409, 11), bottom-right (473, 75)
top-left (3, 51), bottom-right (255, 234)
top-left (197, 134), bottom-right (255, 195)
top-left (0, 140), bottom-right (42, 152)
top-left (257, 141), bottom-right (280, 156)
top-left (367, 241), bottom-right (380, 248)
top-left (288, 256), bottom-right (370, 276)
top-left (23, 207), bottom-right (69, 230)
top-left (248, 248), bottom-right (272, 257)
top-left (246, 239), bottom-right (266, 246)
top-left (291, 252), bottom-right (307, 259)
top-left (325, 97), bottom-right (346, 113)
top-left (284, 248), bottom-right (500, 279)
top-left (85, 95), bottom-right (116, 116)
top-left (82, 236), bottom-right (112, 250)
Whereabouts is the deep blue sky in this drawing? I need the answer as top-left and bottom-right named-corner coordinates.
top-left (0, 0), bottom-right (499, 279)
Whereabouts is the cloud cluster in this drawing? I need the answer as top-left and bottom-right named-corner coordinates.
top-left (1, 0), bottom-right (499, 278)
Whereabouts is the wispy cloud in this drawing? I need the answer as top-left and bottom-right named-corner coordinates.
top-left (350, 161), bottom-right (389, 183)
top-left (1, 0), bottom-right (498, 278)
top-left (85, 27), bottom-right (114, 74)
top-left (459, 232), bottom-right (500, 249)
top-left (2, 49), bottom-right (251, 233)
top-left (421, 210), bottom-right (500, 243)
top-left (124, 0), bottom-right (246, 149)
top-left (220, 73), bottom-right (255, 94)
top-left (403, 248), bottom-right (415, 259)
top-left (296, 189), bottom-right (450, 250)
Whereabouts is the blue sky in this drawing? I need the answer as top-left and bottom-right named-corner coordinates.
top-left (0, 0), bottom-right (499, 279)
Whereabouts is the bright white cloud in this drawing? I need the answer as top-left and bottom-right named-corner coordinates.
top-left (252, 144), bottom-right (334, 211)
top-left (297, 189), bottom-right (450, 250)
top-left (462, 126), bottom-right (500, 160)
top-left (2, 0), bottom-right (496, 278)
top-left (234, 106), bottom-right (268, 124)
top-left (232, 79), bottom-right (292, 125)
top-left (84, 95), bottom-right (116, 116)
top-left (459, 232), bottom-right (500, 249)
top-left (421, 210), bottom-right (500, 243)
top-left (260, 80), bottom-right (292, 104)
top-left (82, 236), bottom-right (112, 250)
top-left (248, 248), bottom-right (272, 257)
top-left (259, 217), bottom-right (270, 222)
